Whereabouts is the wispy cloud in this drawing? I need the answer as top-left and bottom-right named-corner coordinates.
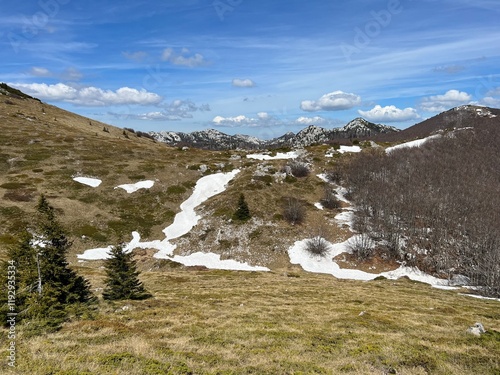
top-left (161, 48), bottom-right (207, 67)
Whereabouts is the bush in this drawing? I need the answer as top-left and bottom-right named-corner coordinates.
top-left (326, 169), bottom-right (342, 184)
top-left (287, 161), bottom-right (310, 178)
top-left (320, 187), bottom-right (341, 210)
top-left (283, 197), bottom-right (306, 225)
top-left (348, 234), bottom-right (375, 260)
top-left (305, 236), bottom-right (331, 256)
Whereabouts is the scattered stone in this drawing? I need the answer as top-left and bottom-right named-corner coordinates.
top-left (467, 322), bottom-right (486, 336)
top-left (358, 311), bottom-right (366, 316)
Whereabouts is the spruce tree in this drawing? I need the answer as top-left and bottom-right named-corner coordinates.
top-left (102, 245), bottom-right (151, 300)
top-left (35, 195), bottom-right (95, 306)
top-left (233, 193), bottom-right (251, 221)
top-left (1, 195), bottom-right (95, 331)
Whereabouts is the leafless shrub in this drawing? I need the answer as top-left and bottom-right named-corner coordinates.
top-left (283, 197), bottom-right (306, 225)
top-left (305, 236), bottom-right (330, 256)
top-left (320, 187), bottom-right (341, 210)
top-left (326, 169), bottom-right (342, 184)
top-left (348, 234), bottom-right (375, 260)
top-left (286, 161), bottom-right (310, 178)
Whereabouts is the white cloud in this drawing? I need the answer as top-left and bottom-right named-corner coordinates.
top-left (295, 116), bottom-right (327, 125)
top-left (212, 113), bottom-right (282, 128)
top-left (161, 48), bottom-right (207, 67)
top-left (232, 78), bottom-right (255, 88)
top-left (11, 83), bottom-right (162, 106)
top-left (27, 67), bottom-right (83, 81)
top-left (301, 91), bottom-right (361, 112)
top-left (358, 105), bottom-right (420, 122)
top-left (420, 89), bottom-right (472, 112)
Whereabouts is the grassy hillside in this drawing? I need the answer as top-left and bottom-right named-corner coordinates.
top-left (2, 267), bottom-right (500, 374)
top-left (1, 90), bottom-right (499, 374)
top-left (0, 92), bottom-right (354, 269)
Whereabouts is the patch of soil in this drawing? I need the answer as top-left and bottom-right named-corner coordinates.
top-left (333, 248), bottom-right (400, 274)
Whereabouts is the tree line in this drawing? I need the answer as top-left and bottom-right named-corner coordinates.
top-left (340, 124), bottom-right (500, 297)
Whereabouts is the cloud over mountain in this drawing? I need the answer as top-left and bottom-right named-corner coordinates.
top-left (420, 90), bottom-right (472, 112)
top-left (301, 91), bottom-right (361, 112)
top-left (358, 105), bottom-right (420, 122)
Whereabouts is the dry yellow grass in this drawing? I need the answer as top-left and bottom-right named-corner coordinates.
top-left (2, 266), bottom-right (499, 374)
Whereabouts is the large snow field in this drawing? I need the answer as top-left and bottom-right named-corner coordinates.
top-left (78, 170), bottom-right (270, 271)
top-left (325, 145), bottom-right (362, 157)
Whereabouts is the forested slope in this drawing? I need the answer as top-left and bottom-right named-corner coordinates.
top-left (343, 124), bottom-right (500, 297)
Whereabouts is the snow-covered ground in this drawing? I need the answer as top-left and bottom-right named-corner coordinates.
top-left (288, 237), bottom-right (450, 287)
top-left (326, 145), bottom-right (362, 157)
top-left (78, 170), bottom-right (270, 271)
top-left (115, 180), bottom-right (155, 193)
top-left (73, 176), bottom-right (102, 187)
top-left (246, 151), bottom-right (299, 160)
top-left (385, 134), bottom-right (442, 153)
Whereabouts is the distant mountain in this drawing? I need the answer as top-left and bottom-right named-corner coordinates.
top-left (151, 117), bottom-right (399, 150)
top-left (374, 105), bottom-right (500, 143)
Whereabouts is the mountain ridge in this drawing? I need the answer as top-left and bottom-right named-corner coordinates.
top-left (151, 117), bottom-right (400, 150)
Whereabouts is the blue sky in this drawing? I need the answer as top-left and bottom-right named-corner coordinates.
top-left (2, 0), bottom-right (500, 139)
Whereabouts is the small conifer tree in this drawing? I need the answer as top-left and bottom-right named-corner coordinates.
top-left (0, 195), bottom-right (95, 332)
top-left (102, 245), bottom-right (151, 300)
top-left (233, 193), bottom-right (251, 221)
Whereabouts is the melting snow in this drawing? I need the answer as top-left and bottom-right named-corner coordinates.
top-left (326, 145), bottom-right (362, 157)
top-left (288, 237), bottom-right (450, 287)
top-left (385, 134), bottom-right (442, 153)
top-left (78, 170), bottom-right (269, 271)
top-left (73, 177), bottom-right (102, 188)
top-left (246, 151), bottom-right (299, 160)
top-left (115, 180), bottom-right (155, 193)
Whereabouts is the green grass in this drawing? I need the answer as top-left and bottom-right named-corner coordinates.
top-left (2, 269), bottom-right (499, 375)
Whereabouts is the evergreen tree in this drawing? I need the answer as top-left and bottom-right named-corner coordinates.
top-left (35, 195), bottom-right (95, 306)
top-left (233, 193), bottom-right (251, 221)
top-left (102, 245), bottom-right (151, 300)
top-left (1, 195), bottom-right (95, 331)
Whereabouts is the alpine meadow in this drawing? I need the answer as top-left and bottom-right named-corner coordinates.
top-left (1, 0), bottom-right (500, 373)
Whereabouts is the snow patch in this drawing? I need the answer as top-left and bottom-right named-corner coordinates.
top-left (73, 176), bottom-right (102, 188)
top-left (78, 170), bottom-right (268, 272)
top-left (288, 237), bottom-right (450, 287)
top-left (385, 134), bottom-right (441, 153)
top-left (326, 145), bottom-right (362, 157)
top-left (115, 180), bottom-right (155, 193)
top-left (246, 151), bottom-right (299, 160)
